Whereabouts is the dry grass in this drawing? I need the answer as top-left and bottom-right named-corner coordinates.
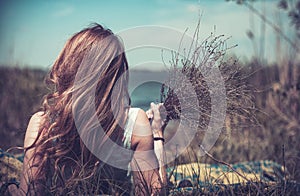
top-left (1, 62), bottom-right (300, 195)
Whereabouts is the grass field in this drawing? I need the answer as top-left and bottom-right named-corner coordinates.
top-left (0, 61), bottom-right (299, 194)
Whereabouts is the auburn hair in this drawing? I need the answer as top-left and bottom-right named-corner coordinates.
top-left (26, 23), bottom-right (131, 195)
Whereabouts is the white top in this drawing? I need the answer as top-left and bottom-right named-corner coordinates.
top-left (123, 107), bottom-right (140, 149)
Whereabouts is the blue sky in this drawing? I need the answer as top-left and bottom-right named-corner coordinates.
top-left (0, 0), bottom-right (291, 70)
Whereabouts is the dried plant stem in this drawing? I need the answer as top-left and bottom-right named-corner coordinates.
top-left (244, 1), bottom-right (299, 51)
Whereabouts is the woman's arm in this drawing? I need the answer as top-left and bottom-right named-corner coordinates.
top-left (130, 105), bottom-right (167, 195)
top-left (149, 103), bottom-right (167, 185)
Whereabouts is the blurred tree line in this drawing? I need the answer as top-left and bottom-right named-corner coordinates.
top-left (0, 67), bottom-right (48, 150)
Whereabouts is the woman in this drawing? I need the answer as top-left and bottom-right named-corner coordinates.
top-left (7, 24), bottom-right (167, 195)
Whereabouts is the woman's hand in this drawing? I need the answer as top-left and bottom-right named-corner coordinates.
top-left (146, 102), bottom-right (165, 137)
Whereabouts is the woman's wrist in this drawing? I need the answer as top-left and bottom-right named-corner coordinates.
top-left (153, 137), bottom-right (165, 143)
top-left (152, 129), bottom-right (163, 138)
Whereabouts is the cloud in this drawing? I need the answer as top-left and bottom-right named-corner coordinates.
top-left (186, 4), bottom-right (199, 13)
top-left (52, 6), bottom-right (74, 18)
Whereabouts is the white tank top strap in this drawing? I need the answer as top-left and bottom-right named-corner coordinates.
top-left (123, 107), bottom-right (140, 149)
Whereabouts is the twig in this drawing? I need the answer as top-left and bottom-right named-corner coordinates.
top-left (282, 144), bottom-right (287, 195)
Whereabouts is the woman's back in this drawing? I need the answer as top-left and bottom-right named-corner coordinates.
top-left (21, 108), bottom-right (140, 195)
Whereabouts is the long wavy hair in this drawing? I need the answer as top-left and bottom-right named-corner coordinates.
top-left (26, 24), bottom-right (131, 195)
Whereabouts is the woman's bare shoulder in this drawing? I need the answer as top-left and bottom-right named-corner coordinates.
top-left (135, 109), bottom-right (149, 123)
top-left (134, 109), bottom-right (152, 133)
top-left (131, 109), bottom-right (153, 150)
top-left (24, 111), bottom-right (45, 148)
